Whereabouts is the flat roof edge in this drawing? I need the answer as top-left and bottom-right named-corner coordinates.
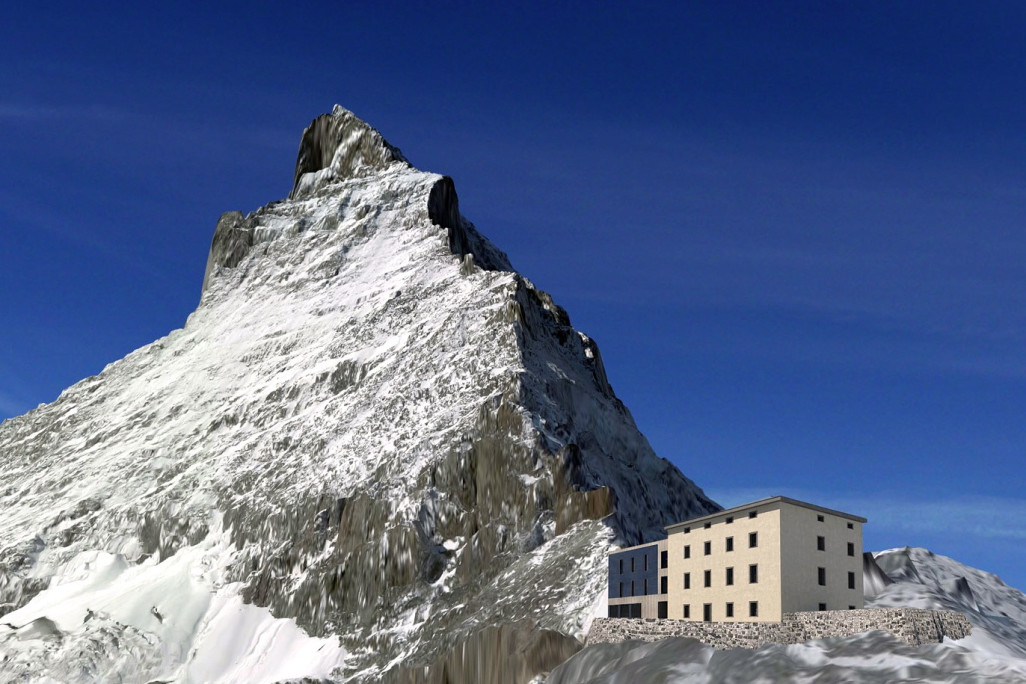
top-left (608, 539), bottom-right (665, 555)
top-left (664, 496), bottom-right (867, 531)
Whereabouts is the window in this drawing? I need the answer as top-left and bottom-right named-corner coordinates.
top-left (658, 601), bottom-right (668, 619)
top-left (683, 604), bottom-right (691, 619)
top-left (749, 510), bottom-right (757, 519)
top-left (703, 604), bottom-right (712, 622)
top-left (661, 550), bottom-right (668, 569)
top-left (631, 580), bottom-right (636, 596)
top-left (618, 582), bottom-right (623, 597)
top-left (749, 601), bottom-right (758, 617)
top-left (643, 578), bottom-right (648, 595)
top-left (818, 603), bottom-right (827, 611)
top-left (661, 576), bottom-right (668, 594)
top-left (848, 571), bottom-right (856, 590)
top-left (817, 514), bottom-right (825, 522)
top-left (726, 536), bottom-right (734, 552)
top-left (818, 567), bottom-right (826, 586)
top-left (847, 522), bottom-right (854, 530)
top-left (684, 526), bottom-right (691, 534)
top-left (644, 555), bottom-right (648, 571)
top-left (703, 569), bottom-right (711, 588)
top-left (726, 516), bottom-right (733, 524)
top-left (726, 602), bottom-right (734, 618)
top-left (749, 564), bottom-right (758, 584)
top-left (704, 541), bottom-right (711, 556)
top-left (684, 545), bottom-right (691, 559)
top-left (849, 605), bottom-right (856, 610)
top-left (631, 557), bottom-right (635, 572)
top-left (725, 567), bottom-right (734, 586)
top-left (683, 572), bottom-right (691, 590)
top-left (749, 532), bottom-right (758, 548)
top-left (817, 536), bottom-right (825, 551)
top-left (618, 559), bottom-right (623, 574)
top-left (704, 522), bottom-right (711, 529)
top-left (847, 542), bottom-right (855, 557)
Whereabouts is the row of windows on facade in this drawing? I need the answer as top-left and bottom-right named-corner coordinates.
top-left (680, 601), bottom-right (762, 620)
top-left (681, 600), bottom-right (858, 620)
top-left (618, 576), bottom-right (669, 597)
top-left (679, 511), bottom-right (855, 533)
top-left (680, 533), bottom-right (857, 559)
top-left (615, 566), bottom-right (857, 597)
top-left (616, 550), bottom-right (670, 575)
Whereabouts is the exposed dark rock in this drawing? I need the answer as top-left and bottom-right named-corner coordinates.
top-left (201, 210), bottom-right (254, 294)
top-left (428, 176), bottom-right (510, 272)
top-left (382, 621), bottom-right (583, 684)
top-left (863, 551), bottom-right (896, 599)
top-left (290, 105), bottom-right (409, 199)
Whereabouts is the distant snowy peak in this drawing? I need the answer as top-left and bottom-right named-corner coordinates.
top-left (868, 546), bottom-right (1026, 659)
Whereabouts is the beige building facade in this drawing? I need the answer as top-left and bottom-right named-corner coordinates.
top-left (607, 496), bottom-right (865, 622)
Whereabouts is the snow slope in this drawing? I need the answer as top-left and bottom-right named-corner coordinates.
top-left (868, 547), bottom-right (1026, 661)
top-left (0, 106), bottom-right (717, 682)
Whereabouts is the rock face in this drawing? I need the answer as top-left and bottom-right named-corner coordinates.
top-left (0, 106), bottom-right (717, 682)
top-left (290, 105), bottom-right (410, 199)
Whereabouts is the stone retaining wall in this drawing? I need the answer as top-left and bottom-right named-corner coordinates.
top-left (588, 608), bottom-right (972, 649)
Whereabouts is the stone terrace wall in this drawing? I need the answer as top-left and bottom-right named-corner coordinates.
top-left (588, 608), bottom-right (971, 650)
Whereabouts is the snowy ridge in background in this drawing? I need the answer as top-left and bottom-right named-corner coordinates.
top-left (0, 106), bottom-right (716, 682)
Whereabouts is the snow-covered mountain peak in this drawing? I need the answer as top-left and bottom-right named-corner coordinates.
top-left (1, 105), bottom-right (717, 682)
top-left (202, 107), bottom-right (511, 295)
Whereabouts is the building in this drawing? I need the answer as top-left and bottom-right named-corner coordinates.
top-left (607, 496), bottom-right (866, 622)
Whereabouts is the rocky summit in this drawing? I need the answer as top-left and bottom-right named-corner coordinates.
top-left (0, 106), bottom-right (717, 683)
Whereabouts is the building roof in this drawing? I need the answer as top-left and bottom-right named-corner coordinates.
top-left (608, 537), bottom-right (666, 555)
top-left (664, 496), bottom-right (867, 532)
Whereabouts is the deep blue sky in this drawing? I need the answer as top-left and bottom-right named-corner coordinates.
top-left (2, 3), bottom-right (1025, 590)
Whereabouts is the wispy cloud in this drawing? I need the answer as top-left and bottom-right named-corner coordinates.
top-left (0, 102), bottom-right (129, 123)
top-left (705, 487), bottom-right (1026, 542)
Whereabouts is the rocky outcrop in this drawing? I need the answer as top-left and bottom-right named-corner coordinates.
top-left (290, 105), bottom-right (409, 199)
top-left (383, 622), bottom-right (583, 684)
top-left (863, 550), bottom-right (895, 599)
top-left (201, 211), bottom-right (254, 293)
top-left (427, 175), bottom-right (511, 272)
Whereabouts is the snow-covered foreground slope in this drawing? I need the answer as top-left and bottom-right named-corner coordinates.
top-left (545, 547), bottom-right (1026, 682)
top-left (0, 106), bottom-right (716, 682)
top-left (546, 631), bottom-right (1026, 683)
top-left (0, 528), bottom-right (346, 683)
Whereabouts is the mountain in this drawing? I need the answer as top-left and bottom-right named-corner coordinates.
top-left (867, 547), bottom-right (1026, 661)
top-left (0, 106), bottom-right (718, 683)
top-left (547, 548), bottom-right (1026, 682)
